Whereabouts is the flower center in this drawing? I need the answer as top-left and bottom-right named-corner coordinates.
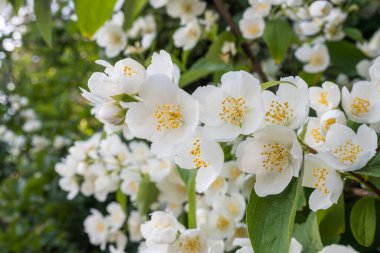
top-left (265, 100), bottom-right (294, 126)
top-left (351, 96), bottom-right (370, 116)
top-left (319, 91), bottom-right (329, 106)
top-left (311, 127), bottom-right (325, 143)
top-left (323, 118), bottom-right (336, 131)
top-left (248, 23), bottom-right (260, 35)
top-left (211, 177), bottom-right (224, 190)
top-left (217, 215), bottom-right (230, 231)
top-left (261, 143), bottom-right (289, 173)
top-left (154, 104), bottom-right (183, 131)
top-left (220, 97), bottom-right (247, 127)
top-left (312, 168), bottom-right (329, 194)
top-left (332, 139), bottom-right (363, 165)
top-left (181, 3), bottom-right (193, 14)
top-left (96, 222), bottom-right (106, 233)
top-left (310, 53), bottom-right (323, 66)
top-left (178, 236), bottom-right (201, 253)
top-left (123, 65), bottom-right (137, 77)
top-left (190, 139), bottom-right (209, 168)
top-left (228, 203), bottom-right (239, 217)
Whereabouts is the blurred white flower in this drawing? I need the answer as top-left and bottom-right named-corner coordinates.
top-left (309, 81), bottom-right (340, 115)
top-left (166, 0), bottom-right (206, 24)
top-left (146, 50), bottom-right (180, 85)
top-left (318, 244), bottom-right (358, 253)
top-left (295, 43), bottom-right (330, 73)
top-left (141, 211), bottom-right (181, 244)
top-left (309, 1), bottom-right (332, 18)
top-left (173, 19), bottom-right (201, 51)
top-left (167, 229), bottom-right (209, 253)
top-left (93, 23), bottom-right (127, 58)
top-left (84, 209), bottom-right (109, 250)
top-left (239, 16), bottom-right (265, 40)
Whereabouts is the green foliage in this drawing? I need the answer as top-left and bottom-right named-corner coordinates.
top-left (246, 178), bottom-right (301, 253)
top-left (263, 19), bottom-right (294, 64)
top-left (34, 0), bottom-right (52, 47)
top-left (293, 212), bottom-right (323, 253)
top-left (123, 0), bottom-right (149, 30)
top-left (356, 152), bottom-right (380, 177)
top-left (74, 0), bottom-right (117, 38)
top-left (350, 197), bottom-right (376, 247)
top-left (136, 174), bottom-right (159, 215)
top-left (317, 195), bottom-right (346, 245)
top-left (205, 32), bottom-right (235, 64)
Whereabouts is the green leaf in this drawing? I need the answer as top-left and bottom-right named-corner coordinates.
top-left (111, 93), bottom-right (139, 103)
top-left (34, 0), bottom-right (52, 47)
top-left (296, 188), bottom-right (307, 211)
top-left (123, 0), bottom-right (148, 30)
top-left (179, 59), bottom-right (230, 88)
top-left (263, 19), bottom-right (294, 64)
top-left (116, 189), bottom-right (127, 212)
top-left (293, 212), bottom-right (323, 253)
top-left (317, 195), bottom-right (345, 244)
top-left (74, 0), bottom-right (117, 38)
top-left (327, 41), bottom-right (366, 76)
top-left (187, 169), bottom-right (197, 229)
top-left (298, 71), bottom-right (322, 87)
top-left (246, 178), bottom-right (301, 253)
top-left (136, 174), bottom-right (159, 215)
top-left (344, 27), bottom-right (364, 43)
top-left (9, 0), bottom-right (24, 14)
top-left (355, 152), bottom-right (380, 178)
top-left (261, 80), bottom-right (295, 90)
top-left (205, 32), bottom-right (235, 64)
top-left (350, 197), bottom-right (376, 247)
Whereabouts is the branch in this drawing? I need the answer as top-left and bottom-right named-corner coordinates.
top-left (212, 0), bottom-right (268, 82)
top-left (349, 172), bottom-right (380, 198)
top-left (345, 186), bottom-right (378, 198)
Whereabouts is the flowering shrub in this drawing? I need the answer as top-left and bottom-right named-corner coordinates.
top-left (1, 0), bottom-right (380, 252)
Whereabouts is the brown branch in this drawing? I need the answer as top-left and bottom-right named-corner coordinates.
top-left (345, 187), bottom-right (378, 198)
top-left (212, 0), bottom-right (268, 82)
top-left (349, 172), bottom-right (380, 198)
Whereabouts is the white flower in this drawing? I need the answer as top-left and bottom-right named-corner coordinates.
top-left (356, 59), bottom-right (372, 79)
top-left (342, 81), bottom-right (380, 123)
top-left (146, 50), bottom-right (180, 85)
top-left (174, 130), bottom-right (224, 192)
top-left (128, 14), bottom-right (157, 49)
top-left (141, 211), bottom-right (181, 244)
top-left (302, 155), bottom-right (343, 211)
top-left (262, 76), bottom-right (309, 129)
top-left (125, 74), bottom-right (199, 156)
top-left (93, 23), bottom-right (127, 58)
top-left (201, 10), bottom-right (218, 32)
top-left (309, 1), bottom-right (332, 18)
top-left (120, 169), bottom-right (141, 200)
top-left (239, 16), bottom-right (265, 40)
top-left (55, 162), bottom-right (79, 199)
top-left (309, 82), bottom-right (340, 115)
top-left (128, 211), bottom-right (145, 242)
top-left (369, 56), bottom-right (380, 88)
top-left (212, 193), bottom-right (246, 222)
top-left (168, 229), bottom-right (209, 253)
top-left (145, 157), bottom-right (173, 182)
top-left (193, 71), bottom-right (264, 141)
top-left (298, 19), bottom-right (323, 36)
top-left (317, 124), bottom-right (377, 171)
top-left (106, 202), bottom-right (126, 232)
top-left (357, 29), bottom-right (380, 58)
top-left (318, 245), bottom-right (358, 253)
top-left (84, 209), bottom-right (109, 250)
top-left (233, 237), bottom-right (302, 253)
top-left (166, 0), bottom-right (206, 24)
top-left (149, 0), bottom-right (168, 8)
top-left (245, 0), bottom-right (271, 17)
top-left (236, 126), bottom-right (303, 197)
top-left (319, 110), bottom-right (347, 133)
top-left (173, 19), bottom-right (202, 51)
top-left (295, 43), bottom-right (330, 73)
top-left (207, 210), bottom-right (235, 240)
top-left (304, 117), bottom-right (327, 151)
top-left (98, 103), bottom-right (124, 125)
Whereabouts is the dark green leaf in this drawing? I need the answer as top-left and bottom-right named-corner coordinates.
top-left (205, 32), bottom-right (235, 64)
top-left (261, 80), bottom-right (295, 90)
top-left (9, 0), bottom-right (23, 14)
top-left (317, 195), bottom-right (345, 244)
top-left (327, 41), bottom-right (366, 76)
top-left (136, 174), bottom-right (159, 215)
top-left (246, 178), bottom-right (301, 253)
top-left (111, 93), bottom-right (139, 103)
top-left (355, 152), bottom-right (380, 178)
top-left (350, 197), bottom-right (376, 247)
top-left (74, 0), bottom-right (117, 38)
top-left (293, 212), bottom-right (323, 253)
top-left (298, 71), bottom-right (322, 87)
top-left (34, 0), bottom-right (52, 47)
top-left (344, 27), bottom-right (364, 43)
top-left (116, 189), bottom-right (127, 212)
top-left (263, 19), bottom-right (294, 64)
top-left (187, 169), bottom-right (197, 229)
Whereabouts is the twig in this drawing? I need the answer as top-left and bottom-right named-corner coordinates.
top-left (345, 187), bottom-right (378, 198)
top-left (349, 172), bottom-right (380, 198)
top-left (212, 0), bottom-right (268, 82)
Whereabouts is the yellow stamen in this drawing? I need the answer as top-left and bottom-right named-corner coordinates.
top-left (154, 104), bottom-right (183, 131)
top-left (332, 139), bottom-right (363, 165)
top-left (190, 139), bottom-right (209, 168)
top-left (260, 143), bottom-right (289, 173)
top-left (351, 96), bottom-right (370, 116)
top-left (312, 168), bottom-right (330, 194)
top-left (319, 91), bottom-right (329, 106)
top-left (220, 97), bottom-right (247, 126)
top-left (265, 100), bottom-right (294, 126)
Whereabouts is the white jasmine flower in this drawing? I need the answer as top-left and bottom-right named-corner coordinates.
top-left (84, 209), bottom-right (109, 250)
top-left (309, 81), bottom-right (340, 115)
top-left (233, 237), bottom-right (302, 253)
top-left (317, 124), bottom-right (377, 171)
top-left (106, 202), bottom-right (126, 232)
top-left (207, 210), bottom-right (235, 240)
top-left (201, 10), bottom-right (218, 32)
top-left (239, 16), bottom-right (265, 40)
top-left (97, 103), bottom-right (124, 125)
top-left (174, 131), bottom-right (224, 192)
top-left (357, 29), bottom-right (380, 58)
top-left (146, 50), bottom-right (180, 85)
top-left (125, 74), bottom-right (199, 156)
top-left (145, 157), bottom-right (173, 182)
top-left (141, 211), bottom-right (181, 244)
top-left (212, 193), bottom-right (246, 222)
top-left (295, 43), bottom-right (330, 73)
top-left (319, 245), bottom-right (358, 253)
top-left (245, 0), bottom-right (271, 17)
top-left (319, 109), bottom-right (347, 133)
top-left (298, 19), bottom-right (323, 36)
top-left (55, 161), bottom-right (79, 199)
top-left (166, 0), bottom-right (206, 24)
top-left (168, 229), bottom-right (209, 253)
top-left (149, 0), bottom-right (168, 8)
top-left (128, 211), bottom-right (145, 242)
top-left (356, 59), bottom-right (372, 79)
top-left (173, 19), bottom-right (202, 51)
top-left (93, 23), bottom-right (127, 58)
top-left (128, 14), bottom-right (157, 49)
top-left (302, 155), bottom-right (343, 211)
top-left (369, 56), bottom-right (380, 88)
top-left (304, 117), bottom-right (327, 151)
top-left (120, 169), bottom-right (141, 200)
top-left (236, 126), bottom-right (303, 197)
top-left (262, 76), bottom-right (309, 129)
top-left (193, 71), bottom-right (264, 141)
top-left (309, 1), bottom-right (332, 18)
top-left (342, 81), bottom-right (380, 123)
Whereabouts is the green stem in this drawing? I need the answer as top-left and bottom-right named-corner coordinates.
top-left (187, 169), bottom-right (197, 229)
